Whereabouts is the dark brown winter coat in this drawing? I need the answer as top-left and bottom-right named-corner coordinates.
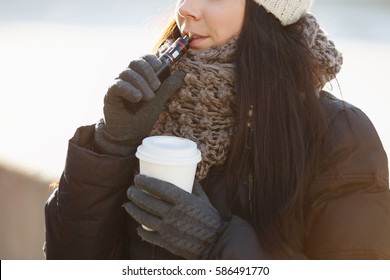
top-left (44, 92), bottom-right (390, 259)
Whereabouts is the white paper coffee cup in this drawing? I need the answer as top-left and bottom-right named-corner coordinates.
top-left (136, 135), bottom-right (201, 192)
top-left (135, 136), bottom-right (201, 231)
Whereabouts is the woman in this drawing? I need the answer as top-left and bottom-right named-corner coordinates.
top-left (44, 0), bottom-right (390, 259)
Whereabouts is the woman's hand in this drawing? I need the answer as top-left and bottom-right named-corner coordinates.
top-left (123, 174), bottom-right (226, 259)
top-left (94, 55), bottom-right (185, 155)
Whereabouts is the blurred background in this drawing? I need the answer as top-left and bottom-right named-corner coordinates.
top-left (0, 0), bottom-right (389, 259)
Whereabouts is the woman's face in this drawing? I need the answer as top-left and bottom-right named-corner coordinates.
top-left (175, 0), bottom-right (246, 50)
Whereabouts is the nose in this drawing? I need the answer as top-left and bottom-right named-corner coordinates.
top-left (177, 0), bottom-right (201, 21)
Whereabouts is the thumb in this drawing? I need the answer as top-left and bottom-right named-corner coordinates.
top-left (153, 70), bottom-right (185, 105)
top-left (124, 71), bottom-right (185, 115)
top-left (192, 180), bottom-right (211, 204)
top-left (132, 70), bottom-right (185, 128)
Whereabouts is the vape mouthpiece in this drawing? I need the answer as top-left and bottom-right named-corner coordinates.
top-left (185, 34), bottom-right (193, 41)
top-left (156, 35), bottom-right (193, 82)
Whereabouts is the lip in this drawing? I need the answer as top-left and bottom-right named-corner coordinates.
top-left (189, 36), bottom-right (207, 47)
top-left (183, 31), bottom-right (205, 40)
top-left (183, 31), bottom-right (207, 47)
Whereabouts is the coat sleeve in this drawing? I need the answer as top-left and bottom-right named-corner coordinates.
top-left (305, 104), bottom-right (390, 259)
top-left (44, 125), bottom-right (137, 259)
top-left (207, 215), bottom-right (309, 259)
top-left (207, 215), bottom-right (267, 259)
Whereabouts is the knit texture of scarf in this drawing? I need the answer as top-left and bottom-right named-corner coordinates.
top-left (297, 13), bottom-right (343, 87)
top-left (151, 38), bottom-right (238, 180)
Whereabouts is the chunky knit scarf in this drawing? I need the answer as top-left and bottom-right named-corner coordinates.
top-left (296, 13), bottom-right (343, 87)
top-left (151, 38), bottom-right (238, 180)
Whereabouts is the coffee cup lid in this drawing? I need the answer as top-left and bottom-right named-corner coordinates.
top-left (136, 136), bottom-right (201, 166)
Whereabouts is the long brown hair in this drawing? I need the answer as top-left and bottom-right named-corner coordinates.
top-left (154, 1), bottom-right (328, 258)
top-left (227, 1), bottom-right (328, 258)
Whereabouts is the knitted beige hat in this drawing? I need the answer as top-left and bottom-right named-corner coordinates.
top-left (254, 0), bottom-right (313, 26)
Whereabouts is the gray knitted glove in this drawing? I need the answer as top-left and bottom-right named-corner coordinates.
top-left (123, 174), bottom-right (226, 259)
top-left (94, 54), bottom-right (185, 156)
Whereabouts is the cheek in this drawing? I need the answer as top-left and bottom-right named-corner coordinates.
top-left (212, 13), bottom-right (243, 43)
